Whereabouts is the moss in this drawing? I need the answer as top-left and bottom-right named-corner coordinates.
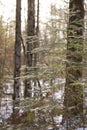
top-left (24, 111), bottom-right (35, 124)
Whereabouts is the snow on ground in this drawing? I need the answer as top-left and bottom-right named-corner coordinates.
top-left (0, 78), bottom-right (87, 129)
top-left (77, 128), bottom-right (87, 130)
top-left (0, 97), bottom-right (13, 123)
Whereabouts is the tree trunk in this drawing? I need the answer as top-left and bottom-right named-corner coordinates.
top-left (36, 0), bottom-right (39, 35)
top-left (13, 0), bottom-right (21, 106)
top-left (34, 0), bottom-right (39, 67)
top-left (64, 0), bottom-right (84, 121)
top-left (24, 0), bottom-right (35, 98)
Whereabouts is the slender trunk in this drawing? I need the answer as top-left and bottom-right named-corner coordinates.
top-left (27, 0), bottom-right (35, 66)
top-left (36, 0), bottom-right (39, 35)
top-left (24, 0), bottom-right (35, 98)
top-left (13, 0), bottom-right (21, 106)
top-left (31, 0), bottom-right (41, 97)
top-left (64, 0), bottom-right (84, 121)
top-left (34, 0), bottom-right (40, 67)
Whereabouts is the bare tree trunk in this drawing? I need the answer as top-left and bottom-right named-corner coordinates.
top-left (34, 0), bottom-right (39, 67)
top-left (36, 0), bottom-right (39, 35)
top-left (24, 0), bottom-right (35, 98)
top-left (64, 0), bottom-right (84, 123)
top-left (13, 0), bottom-right (21, 106)
top-left (33, 0), bottom-right (41, 97)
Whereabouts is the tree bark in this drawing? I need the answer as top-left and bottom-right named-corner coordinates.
top-left (13, 0), bottom-right (21, 104)
top-left (64, 0), bottom-right (84, 120)
top-left (24, 0), bottom-right (35, 98)
top-left (36, 0), bottom-right (39, 35)
top-left (34, 0), bottom-right (39, 67)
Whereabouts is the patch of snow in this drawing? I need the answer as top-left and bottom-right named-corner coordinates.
top-left (76, 128), bottom-right (87, 130)
top-left (0, 97), bottom-right (13, 122)
top-left (53, 89), bottom-right (64, 100)
top-left (54, 115), bottom-right (62, 124)
top-left (54, 78), bottom-right (65, 85)
top-left (3, 82), bottom-right (13, 94)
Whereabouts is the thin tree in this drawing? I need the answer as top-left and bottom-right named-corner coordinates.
top-left (64, 0), bottom-right (84, 123)
top-left (33, 0), bottom-right (39, 68)
top-left (33, 0), bottom-right (42, 96)
top-left (24, 0), bottom-right (35, 98)
top-left (36, 0), bottom-right (39, 35)
top-left (13, 0), bottom-right (21, 104)
top-left (33, 0), bottom-right (40, 68)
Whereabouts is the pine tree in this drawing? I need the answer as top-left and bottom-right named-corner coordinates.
top-left (64, 0), bottom-right (84, 121)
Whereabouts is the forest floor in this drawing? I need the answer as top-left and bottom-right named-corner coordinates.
top-left (0, 78), bottom-right (87, 130)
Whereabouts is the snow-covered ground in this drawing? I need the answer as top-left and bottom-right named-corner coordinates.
top-left (0, 78), bottom-right (87, 129)
top-left (0, 97), bottom-right (13, 123)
